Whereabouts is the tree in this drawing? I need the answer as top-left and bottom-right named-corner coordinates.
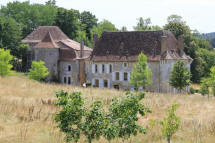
top-left (0, 49), bottom-right (13, 77)
top-left (90, 20), bottom-right (118, 39)
top-left (199, 78), bottom-right (209, 96)
top-left (55, 91), bottom-right (151, 143)
top-left (160, 104), bottom-right (180, 143)
top-left (45, 0), bottom-right (56, 6)
top-left (169, 60), bottom-right (191, 92)
top-left (204, 66), bottom-right (215, 96)
top-left (28, 60), bottom-right (49, 81)
top-left (167, 14), bottom-right (184, 23)
top-left (55, 8), bottom-right (80, 40)
top-left (79, 11), bottom-right (98, 40)
top-left (120, 26), bottom-right (128, 32)
top-left (133, 17), bottom-right (162, 31)
top-left (130, 53), bottom-right (152, 90)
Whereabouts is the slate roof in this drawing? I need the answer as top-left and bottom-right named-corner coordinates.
top-left (91, 30), bottom-right (192, 62)
top-left (34, 32), bottom-right (60, 49)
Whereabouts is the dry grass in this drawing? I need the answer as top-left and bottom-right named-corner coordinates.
top-left (0, 73), bottom-right (215, 143)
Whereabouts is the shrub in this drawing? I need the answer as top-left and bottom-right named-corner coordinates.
top-left (0, 49), bottom-right (13, 77)
top-left (28, 60), bottom-right (49, 81)
top-left (189, 87), bottom-right (195, 94)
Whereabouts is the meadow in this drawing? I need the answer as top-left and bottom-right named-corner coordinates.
top-left (0, 73), bottom-right (215, 143)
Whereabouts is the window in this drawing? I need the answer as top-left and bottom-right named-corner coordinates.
top-left (64, 77), bottom-right (67, 84)
top-left (116, 72), bottom-right (119, 81)
top-left (95, 64), bottom-right (98, 73)
top-left (102, 64), bottom-right (105, 73)
top-left (123, 63), bottom-right (128, 68)
top-left (68, 65), bottom-right (71, 71)
top-left (109, 64), bottom-right (112, 73)
top-left (68, 77), bottom-right (71, 84)
top-left (124, 72), bottom-right (128, 81)
top-left (104, 80), bottom-right (108, 88)
top-left (95, 79), bottom-right (99, 87)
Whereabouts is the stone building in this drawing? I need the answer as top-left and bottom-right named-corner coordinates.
top-left (23, 26), bottom-right (192, 93)
top-left (22, 26), bottom-right (92, 85)
top-left (88, 30), bottom-right (192, 93)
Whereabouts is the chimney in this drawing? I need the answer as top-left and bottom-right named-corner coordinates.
top-left (161, 35), bottom-right (167, 55)
top-left (80, 40), bottom-right (84, 58)
top-left (178, 35), bottom-right (184, 56)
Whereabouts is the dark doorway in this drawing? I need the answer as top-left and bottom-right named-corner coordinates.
top-left (114, 84), bottom-right (119, 90)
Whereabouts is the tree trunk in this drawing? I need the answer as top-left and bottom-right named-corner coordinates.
top-left (167, 136), bottom-right (171, 143)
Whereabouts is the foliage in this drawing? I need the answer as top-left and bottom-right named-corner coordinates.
top-left (167, 14), bottom-right (185, 23)
top-left (200, 78), bottom-right (209, 96)
top-left (160, 104), bottom-right (180, 143)
top-left (55, 91), bottom-right (151, 143)
top-left (169, 60), bottom-right (191, 92)
top-left (0, 15), bottom-right (22, 56)
top-left (0, 49), bottom-right (13, 77)
top-left (28, 60), bottom-right (49, 81)
top-left (133, 17), bottom-right (162, 31)
top-left (130, 53), bottom-right (152, 90)
top-left (90, 20), bottom-right (118, 39)
top-left (120, 26), bottom-right (128, 32)
top-left (0, 1), bottom-right (57, 37)
top-left (45, 0), bottom-right (56, 6)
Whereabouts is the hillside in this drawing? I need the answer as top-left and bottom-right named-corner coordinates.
top-left (1, 74), bottom-right (215, 143)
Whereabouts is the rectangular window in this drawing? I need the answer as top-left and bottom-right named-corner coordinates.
top-left (109, 64), bottom-right (112, 73)
top-left (68, 77), bottom-right (71, 84)
top-left (68, 65), bottom-right (71, 71)
top-left (102, 64), bottom-right (105, 73)
top-left (123, 63), bottom-right (128, 68)
top-left (64, 77), bottom-right (67, 84)
top-left (124, 72), bottom-right (128, 81)
top-left (104, 80), bottom-right (108, 88)
top-left (95, 64), bottom-right (98, 73)
top-left (116, 72), bottom-right (119, 81)
top-left (95, 79), bottom-right (99, 87)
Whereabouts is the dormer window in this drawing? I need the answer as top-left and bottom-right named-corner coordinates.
top-left (68, 65), bottom-right (71, 71)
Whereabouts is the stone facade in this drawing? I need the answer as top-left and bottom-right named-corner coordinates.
top-left (23, 26), bottom-right (192, 93)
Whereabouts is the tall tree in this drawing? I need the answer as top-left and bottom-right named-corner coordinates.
top-left (133, 17), bottom-right (162, 31)
top-left (130, 53), bottom-right (152, 90)
top-left (0, 49), bottom-right (13, 77)
top-left (169, 60), bottom-right (191, 92)
top-left (45, 0), bottom-right (56, 6)
top-left (55, 8), bottom-right (80, 40)
top-left (80, 11), bottom-right (98, 39)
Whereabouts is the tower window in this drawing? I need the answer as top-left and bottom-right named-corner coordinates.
top-left (68, 65), bottom-right (71, 71)
top-left (123, 63), bottom-right (128, 68)
top-left (95, 64), bottom-right (98, 73)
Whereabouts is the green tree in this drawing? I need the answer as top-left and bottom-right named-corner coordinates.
top-left (130, 53), bottom-right (152, 90)
top-left (55, 91), bottom-right (151, 143)
top-left (55, 8), bottom-right (80, 40)
top-left (0, 1), bottom-right (57, 37)
top-left (169, 60), bottom-right (191, 92)
top-left (204, 66), bottom-right (215, 96)
top-left (199, 78), bottom-right (209, 96)
top-left (80, 11), bottom-right (98, 40)
top-left (45, 0), bottom-right (56, 6)
top-left (90, 20), bottom-right (118, 39)
top-left (28, 60), bottom-right (49, 81)
top-left (0, 49), bottom-right (13, 77)
top-left (133, 17), bottom-right (162, 31)
top-left (167, 14), bottom-right (184, 23)
top-left (160, 104), bottom-right (180, 143)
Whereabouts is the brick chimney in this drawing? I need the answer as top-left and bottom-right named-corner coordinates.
top-left (80, 40), bottom-right (84, 58)
top-left (178, 35), bottom-right (184, 56)
top-left (161, 35), bottom-right (167, 55)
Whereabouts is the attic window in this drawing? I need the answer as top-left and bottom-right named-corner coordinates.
top-left (123, 63), bottom-right (128, 68)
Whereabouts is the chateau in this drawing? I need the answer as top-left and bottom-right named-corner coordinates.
top-left (22, 26), bottom-right (192, 93)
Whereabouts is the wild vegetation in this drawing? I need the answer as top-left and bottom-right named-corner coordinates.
top-left (0, 74), bottom-right (215, 143)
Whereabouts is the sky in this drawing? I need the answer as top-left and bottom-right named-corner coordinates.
top-left (1, 0), bottom-right (215, 33)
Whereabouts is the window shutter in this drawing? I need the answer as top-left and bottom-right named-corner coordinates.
top-left (92, 79), bottom-right (95, 86)
top-left (108, 79), bottom-right (111, 88)
top-left (99, 64), bottom-right (102, 74)
top-left (112, 72), bottom-right (115, 81)
top-left (128, 72), bottom-right (131, 81)
top-left (92, 64), bottom-right (95, 73)
top-left (120, 72), bottom-right (123, 81)
top-left (106, 64), bottom-right (109, 74)
top-left (99, 79), bottom-right (103, 88)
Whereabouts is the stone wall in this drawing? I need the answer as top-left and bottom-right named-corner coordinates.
top-left (34, 48), bottom-right (59, 81)
top-left (59, 61), bottom-right (80, 86)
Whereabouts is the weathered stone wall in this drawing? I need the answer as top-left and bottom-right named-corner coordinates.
top-left (59, 61), bottom-right (80, 86)
top-left (34, 48), bottom-right (59, 81)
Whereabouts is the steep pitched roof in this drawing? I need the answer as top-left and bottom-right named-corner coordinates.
top-left (34, 32), bottom-right (60, 49)
top-left (91, 30), bottom-right (191, 62)
top-left (59, 39), bottom-right (93, 51)
top-left (22, 26), bottom-right (69, 43)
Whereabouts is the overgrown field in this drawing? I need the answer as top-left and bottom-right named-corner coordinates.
top-left (0, 74), bottom-right (215, 143)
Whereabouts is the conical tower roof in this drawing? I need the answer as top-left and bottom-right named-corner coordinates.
top-left (34, 32), bottom-right (59, 49)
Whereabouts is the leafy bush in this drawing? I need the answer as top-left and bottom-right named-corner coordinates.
top-left (28, 60), bottom-right (49, 81)
top-left (54, 91), bottom-right (151, 143)
top-left (0, 49), bottom-right (13, 77)
top-left (189, 87), bottom-right (195, 94)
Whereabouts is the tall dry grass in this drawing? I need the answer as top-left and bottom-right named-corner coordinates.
top-left (0, 73), bottom-right (215, 143)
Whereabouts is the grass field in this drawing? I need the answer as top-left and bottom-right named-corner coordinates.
top-left (0, 73), bottom-right (215, 143)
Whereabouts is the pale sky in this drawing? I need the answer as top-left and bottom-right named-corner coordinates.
top-left (1, 0), bottom-right (215, 33)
